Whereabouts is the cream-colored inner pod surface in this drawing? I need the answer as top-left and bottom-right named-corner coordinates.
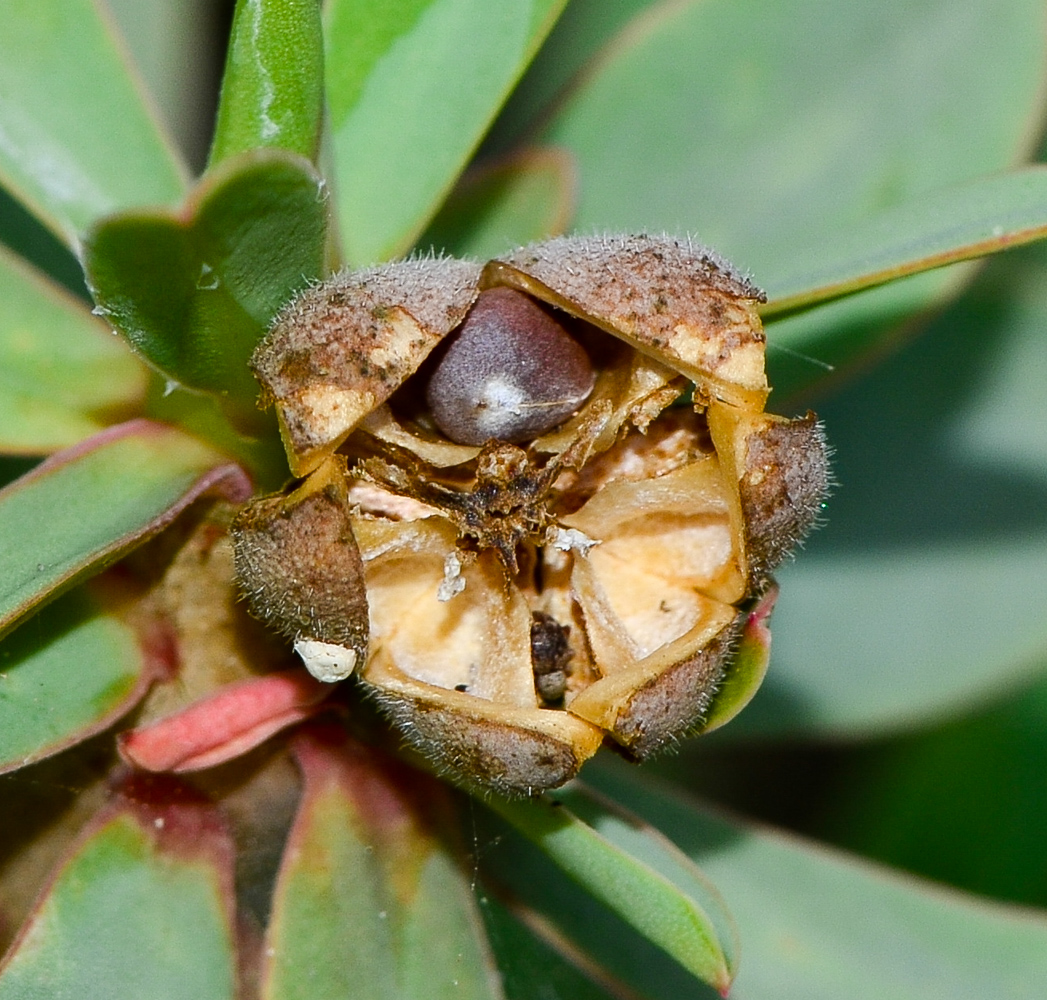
top-left (562, 456), bottom-right (743, 668)
top-left (352, 513), bottom-right (537, 708)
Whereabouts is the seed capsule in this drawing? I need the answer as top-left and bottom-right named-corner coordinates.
top-left (425, 287), bottom-right (595, 445)
top-left (240, 235), bottom-right (830, 796)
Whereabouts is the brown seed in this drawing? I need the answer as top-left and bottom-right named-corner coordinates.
top-left (530, 611), bottom-right (573, 705)
top-left (425, 287), bottom-right (595, 445)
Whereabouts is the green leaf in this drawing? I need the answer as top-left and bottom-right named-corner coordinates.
top-left (263, 728), bottom-right (502, 1000)
top-left (142, 377), bottom-right (290, 491)
top-left (82, 149), bottom-right (326, 430)
top-left (0, 243), bottom-right (147, 454)
top-left (209, 0), bottom-right (324, 166)
top-left (106, 0), bottom-right (225, 170)
top-left (0, 0), bottom-right (187, 246)
top-left (0, 419), bottom-right (250, 640)
top-left (820, 669), bottom-right (1047, 910)
top-left (764, 266), bottom-right (972, 403)
top-left (489, 789), bottom-right (736, 995)
top-left (589, 760), bottom-right (1047, 1000)
top-left (324, 0), bottom-right (569, 265)
top-left (761, 166), bottom-right (1047, 315)
top-left (419, 147), bottom-right (574, 259)
top-left (0, 583), bottom-right (159, 773)
top-left (0, 782), bottom-right (238, 999)
top-left (757, 165), bottom-right (1047, 395)
top-left (539, 0), bottom-right (1047, 385)
top-left (477, 893), bottom-right (623, 1000)
top-left (733, 240), bottom-right (1047, 739)
top-left (481, 0), bottom-right (654, 157)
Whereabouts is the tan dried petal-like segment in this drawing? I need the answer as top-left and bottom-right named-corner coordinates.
top-left (253, 257), bottom-right (483, 476)
top-left (559, 452), bottom-right (746, 755)
top-left (483, 234), bottom-right (769, 410)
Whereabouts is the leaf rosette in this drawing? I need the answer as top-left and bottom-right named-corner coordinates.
top-left (232, 234), bottom-right (829, 795)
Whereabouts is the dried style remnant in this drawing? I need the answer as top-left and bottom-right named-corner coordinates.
top-left (236, 235), bottom-right (829, 795)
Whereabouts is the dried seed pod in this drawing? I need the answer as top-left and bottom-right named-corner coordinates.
top-left (240, 235), bottom-right (829, 794)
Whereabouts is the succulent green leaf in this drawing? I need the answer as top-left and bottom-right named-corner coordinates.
top-left (420, 147), bottom-right (574, 259)
top-left (820, 670), bottom-right (1047, 909)
top-left (481, 0), bottom-right (654, 157)
top-left (764, 266), bottom-right (971, 402)
top-left (0, 0), bottom-right (187, 247)
top-left (82, 149), bottom-right (326, 429)
top-left (263, 728), bottom-right (502, 1000)
top-left (735, 241), bottom-right (1047, 739)
top-left (761, 166), bottom-right (1047, 316)
top-left (0, 243), bottom-right (147, 454)
top-left (0, 583), bottom-right (160, 774)
top-left (489, 789), bottom-right (736, 995)
top-left (539, 0), bottom-right (1047, 387)
top-left (588, 761), bottom-right (1047, 1000)
top-left (324, 0), bottom-right (569, 265)
top-left (209, 0), bottom-right (324, 166)
top-left (0, 784), bottom-right (238, 999)
top-left (142, 377), bottom-right (290, 491)
top-left (478, 893), bottom-right (624, 1000)
top-left (0, 419), bottom-right (251, 640)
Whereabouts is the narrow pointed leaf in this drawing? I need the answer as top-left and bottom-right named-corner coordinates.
top-left (589, 761), bottom-right (1047, 1000)
top-left (763, 266), bottom-right (969, 402)
top-left (324, 0), bottom-right (569, 264)
top-left (0, 0), bottom-right (187, 246)
top-left (0, 581), bottom-right (168, 773)
top-left (0, 243), bottom-right (147, 454)
top-left (263, 727), bottom-right (503, 1000)
top-left (0, 419), bottom-right (251, 640)
top-left (420, 147), bottom-right (575, 259)
top-left (489, 790), bottom-right (736, 994)
top-left (478, 894), bottom-right (626, 1000)
top-left (209, 0), bottom-right (324, 166)
top-left (83, 149), bottom-right (326, 428)
top-left (762, 166), bottom-right (1047, 315)
top-left (0, 778), bottom-right (238, 999)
